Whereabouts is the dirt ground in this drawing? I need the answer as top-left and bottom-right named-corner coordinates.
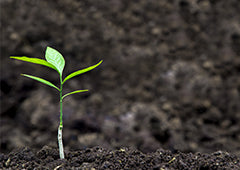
top-left (0, 146), bottom-right (239, 169)
top-left (1, 0), bottom-right (240, 169)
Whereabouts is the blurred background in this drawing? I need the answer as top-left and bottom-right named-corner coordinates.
top-left (1, 0), bottom-right (240, 156)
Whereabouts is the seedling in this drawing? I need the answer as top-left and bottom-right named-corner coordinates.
top-left (10, 47), bottom-right (103, 159)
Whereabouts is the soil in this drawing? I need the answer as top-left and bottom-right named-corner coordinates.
top-left (0, 146), bottom-right (239, 169)
top-left (1, 0), bottom-right (240, 169)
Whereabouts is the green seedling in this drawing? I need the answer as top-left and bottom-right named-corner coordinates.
top-left (10, 47), bottom-right (102, 159)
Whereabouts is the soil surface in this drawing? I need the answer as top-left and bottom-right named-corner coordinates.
top-left (1, 0), bottom-right (240, 169)
top-left (0, 146), bottom-right (239, 169)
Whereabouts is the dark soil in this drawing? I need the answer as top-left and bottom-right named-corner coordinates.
top-left (1, 0), bottom-right (240, 169)
top-left (0, 146), bottom-right (239, 169)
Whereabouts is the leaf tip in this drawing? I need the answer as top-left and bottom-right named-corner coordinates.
top-left (46, 46), bottom-right (52, 50)
top-left (45, 46), bottom-right (54, 55)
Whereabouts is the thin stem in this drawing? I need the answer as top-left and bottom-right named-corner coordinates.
top-left (58, 76), bottom-right (65, 159)
top-left (60, 77), bottom-right (63, 128)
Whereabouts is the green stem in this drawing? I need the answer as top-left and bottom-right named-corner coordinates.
top-left (60, 77), bottom-right (63, 128)
top-left (58, 76), bottom-right (65, 159)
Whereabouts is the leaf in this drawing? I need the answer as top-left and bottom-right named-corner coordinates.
top-left (21, 74), bottom-right (60, 91)
top-left (62, 89), bottom-right (88, 99)
top-left (45, 47), bottom-right (65, 76)
top-left (63, 60), bottom-right (103, 84)
top-left (10, 56), bottom-right (58, 72)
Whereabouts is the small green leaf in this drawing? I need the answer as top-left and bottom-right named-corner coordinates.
top-left (62, 89), bottom-right (88, 99)
top-left (45, 47), bottom-right (65, 75)
top-left (63, 60), bottom-right (103, 84)
top-left (10, 56), bottom-right (58, 72)
top-left (21, 74), bottom-right (60, 91)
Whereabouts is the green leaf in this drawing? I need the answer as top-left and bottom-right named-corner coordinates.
top-left (45, 47), bottom-right (65, 75)
top-left (63, 60), bottom-right (103, 84)
top-left (10, 56), bottom-right (58, 72)
top-left (62, 89), bottom-right (88, 99)
top-left (21, 74), bottom-right (60, 91)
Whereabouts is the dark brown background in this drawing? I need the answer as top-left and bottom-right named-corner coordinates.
top-left (1, 0), bottom-right (240, 157)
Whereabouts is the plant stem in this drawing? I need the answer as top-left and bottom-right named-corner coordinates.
top-left (58, 76), bottom-right (65, 159)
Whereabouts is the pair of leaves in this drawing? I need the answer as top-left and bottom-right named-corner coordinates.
top-left (11, 47), bottom-right (65, 76)
top-left (22, 73), bottom-right (88, 98)
top-left (10, 47), bottom-right (102, 99)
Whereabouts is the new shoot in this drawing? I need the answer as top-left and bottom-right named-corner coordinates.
top-left (10, 47), bottom-right (103, 159)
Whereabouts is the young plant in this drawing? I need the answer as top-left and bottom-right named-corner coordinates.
top-left (10, 47), bottom-right (103, 159)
